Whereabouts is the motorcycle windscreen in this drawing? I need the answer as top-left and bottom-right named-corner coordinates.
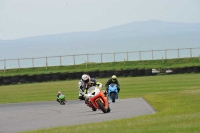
top-left (87, 86), bottom-right (96, 94)
top-left (59, 95), bottom-right (65, 99)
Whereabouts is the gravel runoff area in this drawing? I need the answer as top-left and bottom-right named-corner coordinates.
top-left (0, 98), bottom-right (156, 133)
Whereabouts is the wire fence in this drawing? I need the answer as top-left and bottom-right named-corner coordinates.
top-left (0, 47), bottom-right (200, 70)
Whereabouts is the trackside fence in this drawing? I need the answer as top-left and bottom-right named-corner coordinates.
top-left (0, 47), bottom-right (200, 70)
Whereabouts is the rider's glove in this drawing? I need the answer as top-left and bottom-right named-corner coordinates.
top-left (118, 87), bottom-right (120, 93)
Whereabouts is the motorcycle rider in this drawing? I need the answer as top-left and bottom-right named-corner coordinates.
top-left (91, 79), bottom-right (103, 88)
top-left (56, 91), bottom-right (66, 103)
top-left (78, 74), bottom-right (103, 100)
top-left (105, 75), bottom-right (120, 93)
top-left (56, 91), bottom-right (62, 102)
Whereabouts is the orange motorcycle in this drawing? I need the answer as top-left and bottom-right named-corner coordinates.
top-left (84, 86), bottom-right (111, 113)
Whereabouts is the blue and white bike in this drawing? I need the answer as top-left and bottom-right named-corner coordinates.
top-left (107, 83), bottom-right (118, 103)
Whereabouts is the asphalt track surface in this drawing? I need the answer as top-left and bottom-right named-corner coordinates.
top-left (0, 98), bottom-right (156, 133)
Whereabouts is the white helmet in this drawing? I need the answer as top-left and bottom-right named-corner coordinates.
top-left (58, 91), bottom-right (62, 95)
top-left (82, 74), bottom-right (91, 83)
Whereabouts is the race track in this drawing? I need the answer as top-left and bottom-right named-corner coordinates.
top-left (0, 98), bottom-right (156, 133)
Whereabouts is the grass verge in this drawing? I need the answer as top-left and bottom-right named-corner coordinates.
top-left (0, 73), bottom-right (199, 132)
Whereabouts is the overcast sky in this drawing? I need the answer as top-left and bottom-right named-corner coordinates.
top-left (0, 0), bottom-right (200, 40)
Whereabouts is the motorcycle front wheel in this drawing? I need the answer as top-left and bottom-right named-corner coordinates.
top-left (96, 100), bottom-right (107, 113)
top-left (60, 100), bottom-right (65, 105)
top-left (107, 106), bottom-right (111, 113)
top-left (92, 106), bottom-right (97, 111)
top-left (111, 92), bottom-right (116, 103)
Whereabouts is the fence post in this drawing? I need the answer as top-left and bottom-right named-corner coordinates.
top-left (46, 57), bottom-right (48, 70)
top-left (165, 49), bottom-right (167, 59)
top-left (32, 58), bottom-right (34, 68)
top-left (4, 59), bottom-right (6, 72)
top-left (101, 53), bottom-right (102, 64)
top-left (60, 56), bottom-right (62, 66)
top-left (87, 54), bottom-right (89, 63)
top-left (126, 52), bottom-right (128, 61)
top-left (85, 61), bottom-right (87, 68)
top-left (139, 51), bottom-right (141, 60)
top-left (18, 58), bottom-right (20, 70)
top-left (73, 55), bottom-right (75, 65)
top-left (152, 50), bottom-right (154, 60)
top-left (114, 53), bottom-right (115, 62)
top-left (190, 48), bottom-right (192, 57)
top-left (4, 66), bottom-right (6, 73)
top-left (178, 49), bottom-right (180, 59)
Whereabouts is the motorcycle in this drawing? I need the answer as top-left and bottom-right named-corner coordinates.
top-left (57, 94), bottom-right (66, 105)
top-left (107, 83), bottom-right (118, 103)
top-left (84, 86), bottom-right (111, 113)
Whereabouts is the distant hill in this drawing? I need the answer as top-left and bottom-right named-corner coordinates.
top-left (0, 20), bottom-right (200, 59)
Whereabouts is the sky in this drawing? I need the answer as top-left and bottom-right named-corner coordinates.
top-left (0, 0), bottom-right (200, 40)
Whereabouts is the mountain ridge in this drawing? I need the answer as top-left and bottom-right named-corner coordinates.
top-left (0, 20), bottom-right (200, 59)
top-left (1, 20), bottom-right (200, 41)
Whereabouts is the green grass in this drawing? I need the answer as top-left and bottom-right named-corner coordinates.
top-left (0, 73), bottom-right (200, 133)
top-left (0, 57), bottom-right (200, 76)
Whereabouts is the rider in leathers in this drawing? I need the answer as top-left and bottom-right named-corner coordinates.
top-left (105, 75), bottom-right (120, 93)
top-left (78, 74), bottom-right (102, 100)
